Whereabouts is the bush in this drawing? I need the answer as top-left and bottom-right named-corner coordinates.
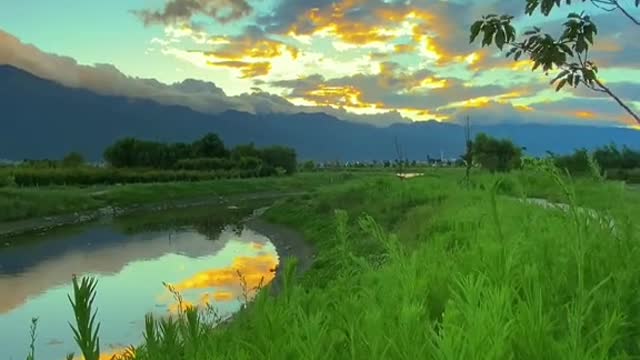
top-left (174, 158), bottom-right (235, 171)
top-left (0, 174), bottom-right (14, 187)
top-left (553, 148), bottom-right (591, 175)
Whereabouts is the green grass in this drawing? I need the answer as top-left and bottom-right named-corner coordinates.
top-left (0, 172), bottom-right (367, 222)
top-left (24, 167), bottom-right (640, 359)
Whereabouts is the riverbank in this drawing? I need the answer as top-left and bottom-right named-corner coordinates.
top-left (0, 191), bottom-right (309, 239)
top-left (0, 172), bottom-right (373, 238)
top-left (0, 172), bottom-right (370, 223)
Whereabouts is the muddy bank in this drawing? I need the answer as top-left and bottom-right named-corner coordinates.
top-left (244, 209), bottom-right (315, 296)
top-left (0, 191), bottom-right (308, 239)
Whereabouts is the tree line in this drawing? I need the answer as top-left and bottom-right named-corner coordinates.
top-left (467, 132), bottom-right (640, 183)
top-left (103, 133), bottom-right (297, 175)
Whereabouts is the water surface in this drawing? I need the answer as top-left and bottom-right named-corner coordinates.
top-left (0, 205), bottom-right (279, 360)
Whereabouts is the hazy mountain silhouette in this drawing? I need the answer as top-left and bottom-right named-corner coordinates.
top-left (2, 64), bottom-right (639, 162)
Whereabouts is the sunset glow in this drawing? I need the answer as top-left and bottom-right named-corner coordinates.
top-left (0, 0), bottom-right (637, 127)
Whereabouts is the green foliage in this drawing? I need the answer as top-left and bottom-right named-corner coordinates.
top-left (553, 144), bottom-right (640, 182)
top-left (25, 318), bottom-right (38, 360)
top-left (191, 133), bottom-right (228, 158)
top-left (62, 152), bottom-right (86, 168)
top-left (4, 167), bottom-right (263, 187)
top-left (230, 143), bottom-right (261, 161)
top-left (174, 158), bottom-right (236, 171)
top-left (237, 156), bottom-right (263, 171)
top-left (472, 133), bottom-right (523, 172)
top-left (469, 0), bottom-right (640, 123)
top-left (0, 173), bottom-right (15, 188)
top-left (302, 160), bottom-right (316, 171)
top-left (0, 172), bottom-right (367, 222)
top-left (103, 134), bottom-right (297, 178)
top-left (67, 275), bottom-right (101, 360)
top-left (259, 146), bottom-right (298, 175)
top-left (554, 148), bottom-right (591, 175)
top-left (24, 168), bottom-right (640, 359)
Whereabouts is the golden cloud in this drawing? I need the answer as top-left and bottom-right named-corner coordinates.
top-left (172, 254), bottom-right (278, 292)
top-left (204, 37), bottom-right (299, 60)
top-left (393, 44), bottom-right (415, 54)
top-left (377, 62), bottom-right (448, 92)
top-left (207, 61), bottom-right (272, 78)
top-left (303, 84), bottom-right (383, 109)
top-left (286, 80), bottom-right (450, 121)
top-left (440, 90), bottom-right (529, 110)
top-left (161, 254), bottom-right (278, 314)
top-left (574, 110), bottom-right (598, 119)
top-left (213, 291), bottom-right (235, 301)
top-left (286, 1), bottom-right (452, 55)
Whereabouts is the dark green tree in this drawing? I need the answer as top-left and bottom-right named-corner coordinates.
top-left (192, 133), bottom-right (228, 158)
top-left (62, 152), bottom-right (85, 167)
top-left (259, 146), bottom-right (297, 174)
top-left (230, 142), bottom-right (261, 160)
top-left (469, 0), bottom-right (640, 124)
top-left (473, 133), bottom-right (523, 172)
top-left (554, 148), bottom-right (591, 174)
top-left (302, 160), bottom-right (316, 171)
top-left (104, 138), bottom-right (139, 168)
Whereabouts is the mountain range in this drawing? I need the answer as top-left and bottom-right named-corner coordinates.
top-left (1, 64), bottom-right (639, 162)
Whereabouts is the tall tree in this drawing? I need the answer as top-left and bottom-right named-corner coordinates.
top-left (469, 0), bottom-right (640, 124)
top-left (62, 151), bottom-right (85, 167)
top-left (192, 133), bottom-right (228, 158)
top-left (473, 133), bottom-right (523, 172)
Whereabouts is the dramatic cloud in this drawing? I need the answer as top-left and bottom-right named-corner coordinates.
top-left (0, 30), bottom-right (412, 126)
top-left (3, 0), bottom-right (638, 127)
top-left (133, 0), bottom-right (254, 26)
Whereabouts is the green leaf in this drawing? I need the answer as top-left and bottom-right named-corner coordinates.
top-left (585, 26), bottom-right (594, 44)
top-left (575, 34), bottom-right (586, 53)
top-left (470, 21), bottom-right (483, 43)
top-left (550, 69), bottom-right (569, 84)
top-left (532, 61), bottom-right (541, 71)
top-left (495, 28), bottom-right (506, 50)
top-left (482, 26), bottom-right (496, 46)
top-left (515, 50), bottom-right (523, 61)
top-left (559, 43), bottom-right (573, 56)
top-left (556, 78), bottom-right (567, 91)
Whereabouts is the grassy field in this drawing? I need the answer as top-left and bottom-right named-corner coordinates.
top-left (0, 172), bottom-right (368, 222)
top-left (22, 167), bottom-right (640, 359)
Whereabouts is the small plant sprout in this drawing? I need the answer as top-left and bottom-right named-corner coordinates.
top-left (68, 274), bottom-right (101, 360)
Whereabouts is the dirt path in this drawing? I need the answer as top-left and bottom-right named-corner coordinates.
top-left (516, 197), bottom-right (617, 234)
top-left (0, 191), bottom-right (308, 239)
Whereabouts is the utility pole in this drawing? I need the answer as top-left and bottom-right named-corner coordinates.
top-left (464, 115), bottom-right (472, 186)
top-left (394, 136), bottom-right (405, 179)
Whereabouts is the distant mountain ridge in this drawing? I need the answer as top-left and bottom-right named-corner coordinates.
top-left (1, 64), bottom-right (639, 162)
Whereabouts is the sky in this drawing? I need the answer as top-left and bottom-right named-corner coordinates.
top-left (0, 0), bottom-right (639, 127)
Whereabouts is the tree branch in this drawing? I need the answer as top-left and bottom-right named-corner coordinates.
top-left (590, 0), bottom-right (616, 12)
top-left (613, 0), bottom-right (640, 25)
top-left (593, 78), bottom-right (640, 124)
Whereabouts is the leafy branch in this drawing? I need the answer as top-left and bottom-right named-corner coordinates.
top-left (525, 0), bottom-right (640, 26)
top-left (469, 1), bottom-right (640, 125)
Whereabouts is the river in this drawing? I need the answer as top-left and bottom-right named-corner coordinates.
top-left (0, 204), bottom-right (280, 360)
